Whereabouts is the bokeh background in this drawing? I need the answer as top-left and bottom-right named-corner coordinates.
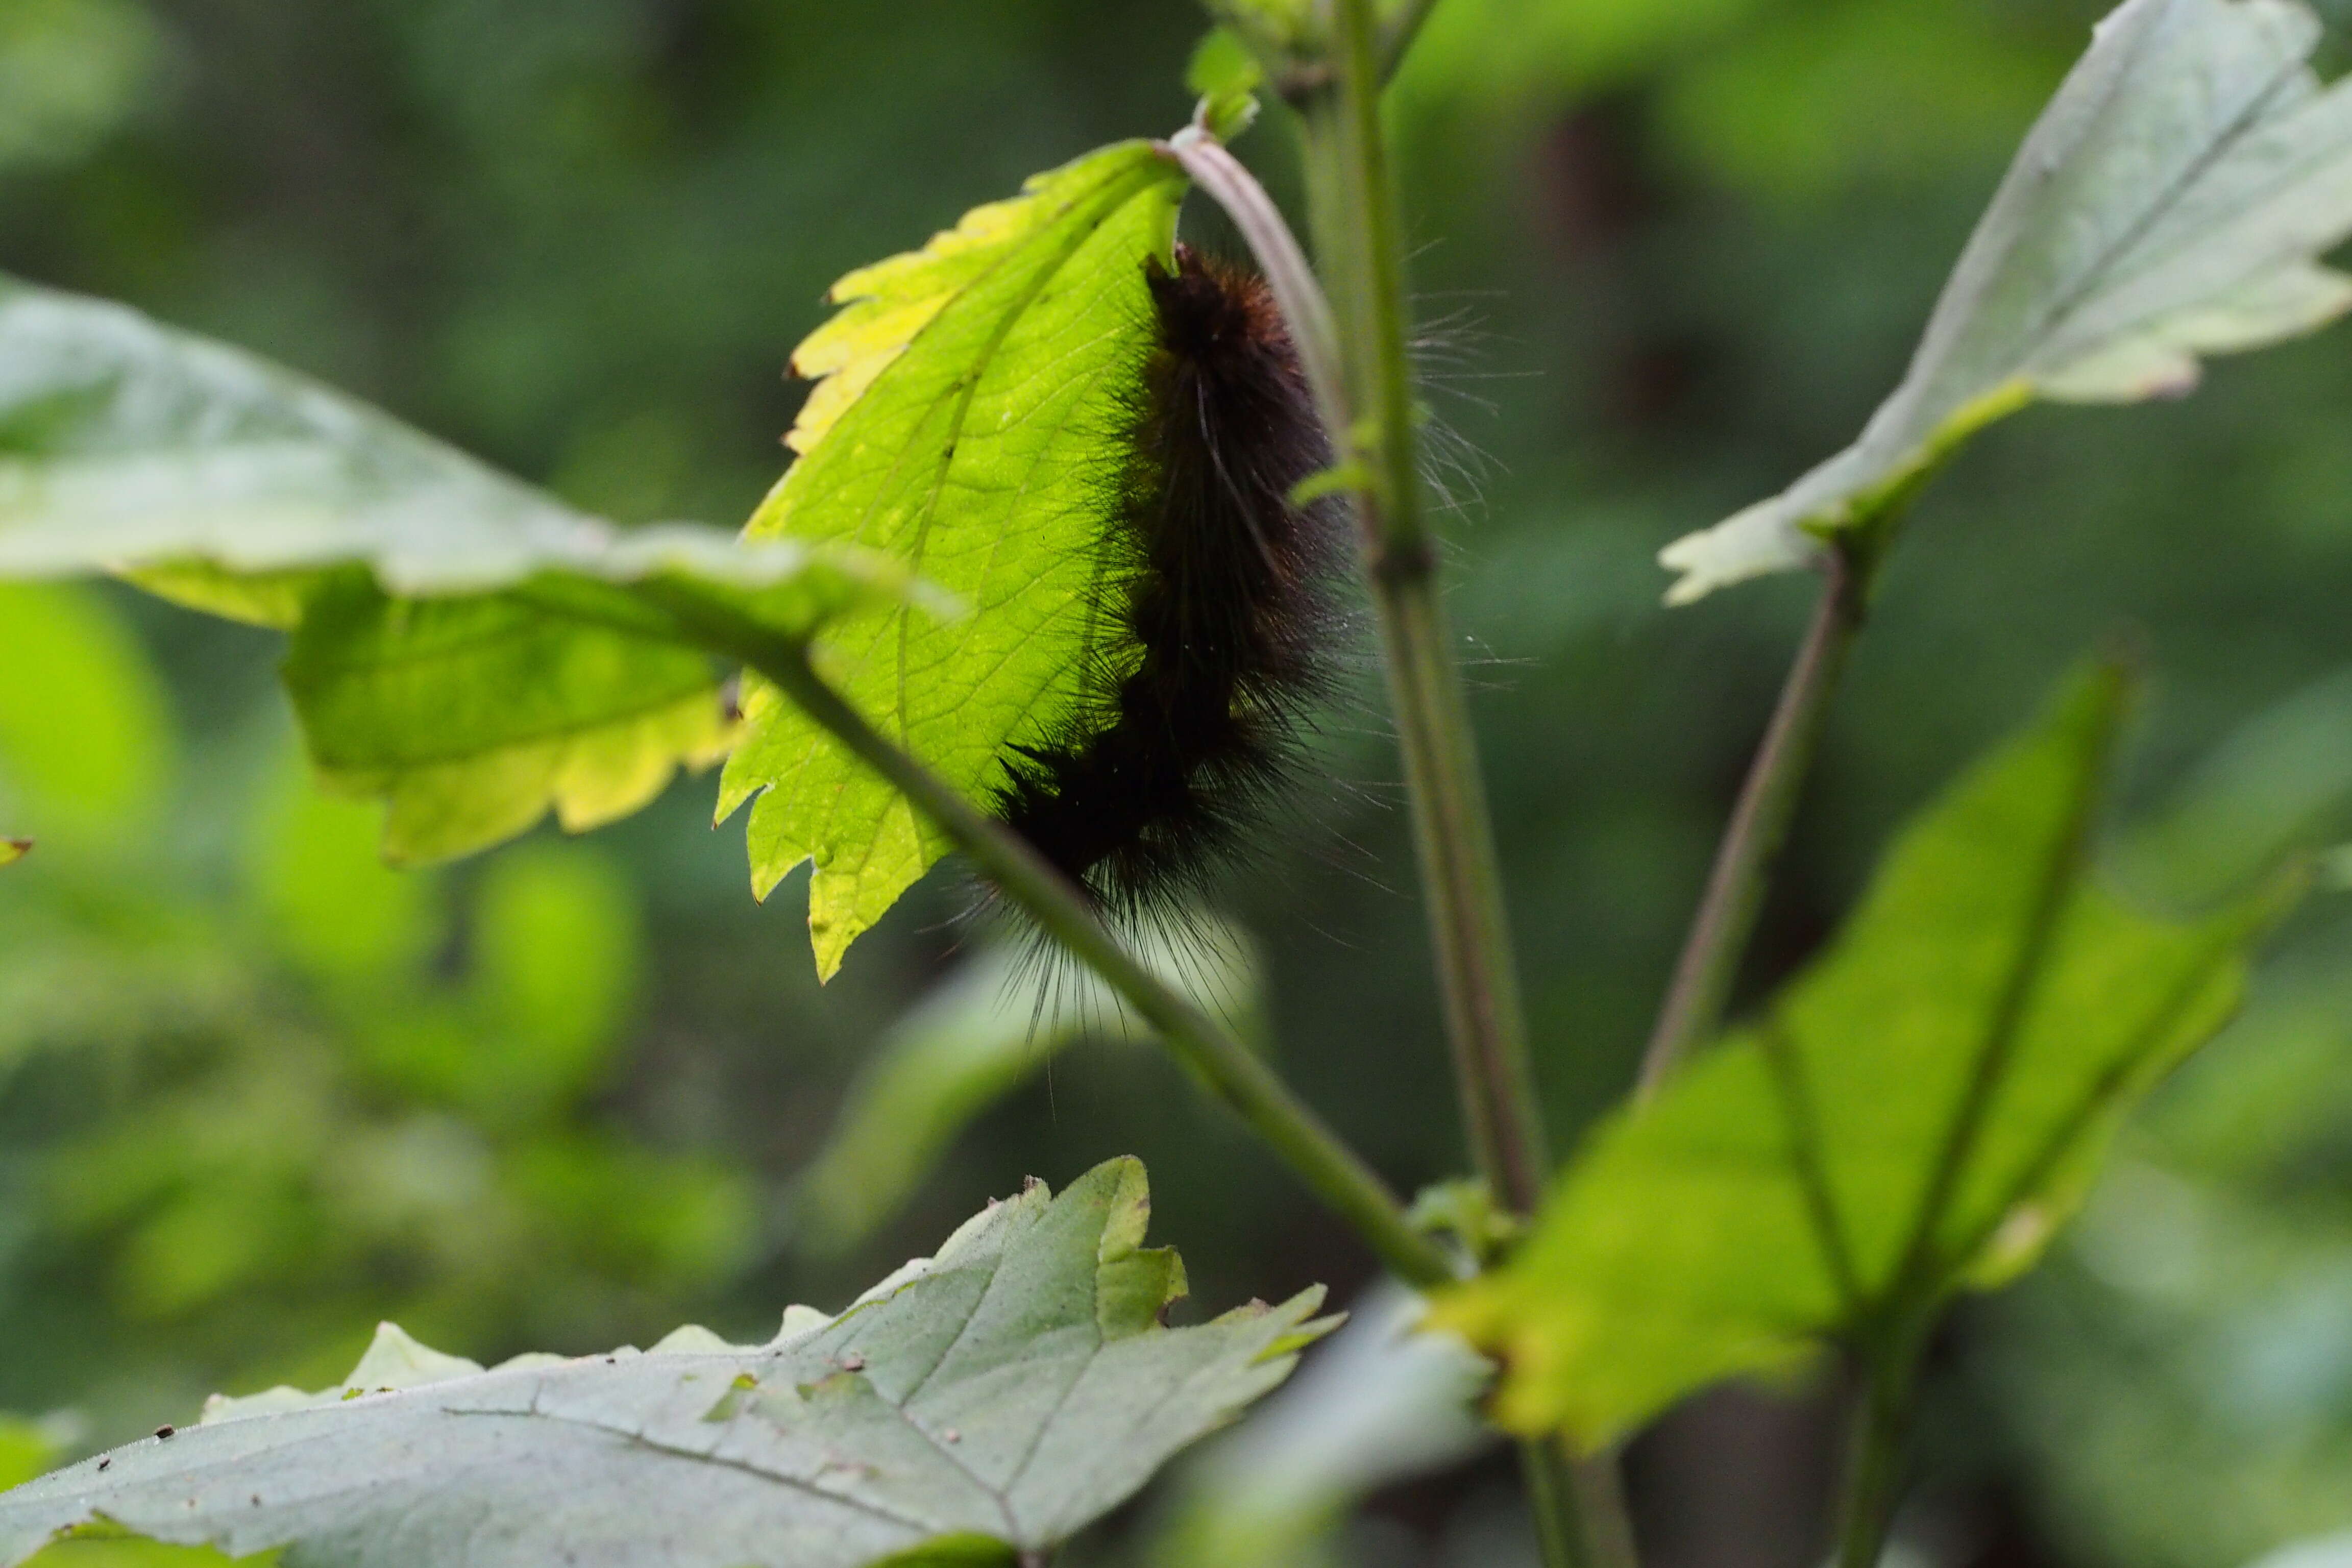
top-left (6, 2), bottom-right (2352, 1566)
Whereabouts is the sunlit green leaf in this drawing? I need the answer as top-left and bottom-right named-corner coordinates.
top-left (1660, 0), bottom-right (2352, 604)
top-left (279, 578), bottom-right (735, 864)
top-left (719, 142), bottom-right (1186, 977)
top-left (1435, 664), bottom-right (2287, 1448)
top-left (1187, 28), bottom-right (1263, 140)
top-left (794, 923), bottom-right (1257, 1254)
top-left (0, 278), bottom-right (908, 862)
top-left (0, 1160), bottom-right (1333, 1568)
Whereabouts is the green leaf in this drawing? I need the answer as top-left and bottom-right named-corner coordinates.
top-left (794, 923), bottom-right (1258, 1254)
top-left (1433, 664), bottom-right (2287, 1448)
top-left (1187, 28), bottom-right (1263, 141)
top-left (1660, 0), bottom-right (2352, 605)
top-left (0, 277), bottom-right (910, 862)
top-left (2247, 1541), bottom-right (2352, 1568)
top-left (0, 841), bottom-right (25, 868)
top-left (0, 1159), bottom-right (1333, 1568)
top-left (277, 577), bottom-right (737, 864)
top-left (719, 142), bottom-right (1186, 977)
top-left (0, 279), bottom-right (878, 606)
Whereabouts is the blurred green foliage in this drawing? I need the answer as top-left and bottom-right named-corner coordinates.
top-left (0, 580), bottom-right (749, 1432)
top-left (6, 0), bottom-right (2352, 1563)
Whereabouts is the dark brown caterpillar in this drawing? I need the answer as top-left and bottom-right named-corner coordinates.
top-left (989, 245), bottom-right (1348, 922)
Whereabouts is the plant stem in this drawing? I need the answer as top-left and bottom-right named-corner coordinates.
top-left (1189, 110), bottom-right (1635, 1568)
top-left (1636, 548), bottom-right (1866, 1097)
top-left (1313, 0), bottom-right (1551, 1219)
top-left (1318, 9), bottom-right (1636, 1567)
top-left (1187, 62), bottom-right (1555, 1219)
top-left (1832, 1334), bottom-right (1926, 1568)
top-left (639, 586), bottom-right (1455, 1290)
top-left (1521, 1438), bottom-right (1640, 1568)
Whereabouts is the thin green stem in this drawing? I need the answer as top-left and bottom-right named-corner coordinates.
top-left (1316, 9), bottom-right (1634, 1567)
top-left (635, 585), bottom-right (1454, 1290)
top-left (1521, 1439), bottom-right (1641, 1568)
top-left (1310, 0), bottom-right (1550, 1219)
top-left (1833, 1335), bottom-right (1927, 1568)
top-left (1637, 548), bottom-right (1866, 1097)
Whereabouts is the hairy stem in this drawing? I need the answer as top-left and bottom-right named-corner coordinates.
top-left (1325, 8), bottom-right (1635, 1566)
top-left (1184, 109), bottom-right (1634, 1568)
top-left (638, 586), bottom-right (1454, 1288)
top-left (1637, 549), bottom-right (1866, 1096)
top-left (1183, 84), bottom-right (1553, 1218)
top-left (1312, 0), bottom-right (1551, 1218)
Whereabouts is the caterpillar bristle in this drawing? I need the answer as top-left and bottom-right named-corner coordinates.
top-left (986, 244), bottom-right (1348, 933)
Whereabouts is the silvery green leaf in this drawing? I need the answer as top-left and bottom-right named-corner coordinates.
top-left (0, 1160), bottom-right (1332, 1568)
top-left (1661, 0), bottom-right (2352, 605)
top-left (0, 277), bottom-right (866, 604)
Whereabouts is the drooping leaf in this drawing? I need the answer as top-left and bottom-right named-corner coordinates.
top-left (718, 141), bottom-right (1186, 978)
top-left (276, 578), bottom-right (739, 864)
top-left (1660, 0), bottom-right (2352, 604)
top-left (1144, 1285), bottom-right (1491, 1568)
top-left (1434, 664), bottom-right (2289, 1448)
top-left (0, 277), bottom-right (911, 861)
top-left (794, 922), bottom-right (1258, 1254)
top-left (0, 1159), bottom-right (1332, 1568)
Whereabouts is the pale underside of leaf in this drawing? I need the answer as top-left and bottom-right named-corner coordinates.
top-left (0, 276), bottom-right (915, 864)
top-left (0, 1160), bottom-right (1333, 1568)
top-left (0, 278), bottom-right (867, 602)
top-left (718, 142), bottom-right (1186, 978)
top-left (1434, 667), bottom-right (2278, 1447)
top-left (1660, 0), bottom-right (2352, 605)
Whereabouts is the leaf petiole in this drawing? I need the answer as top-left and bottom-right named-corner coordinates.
top-left (1637, 545), bottom-right (1870, 1095)
top-left (629, 581), bottom-right (1458, 1291)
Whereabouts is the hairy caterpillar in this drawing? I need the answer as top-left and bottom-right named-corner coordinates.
top-left (988, 244), bottom-right (1349, 924)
